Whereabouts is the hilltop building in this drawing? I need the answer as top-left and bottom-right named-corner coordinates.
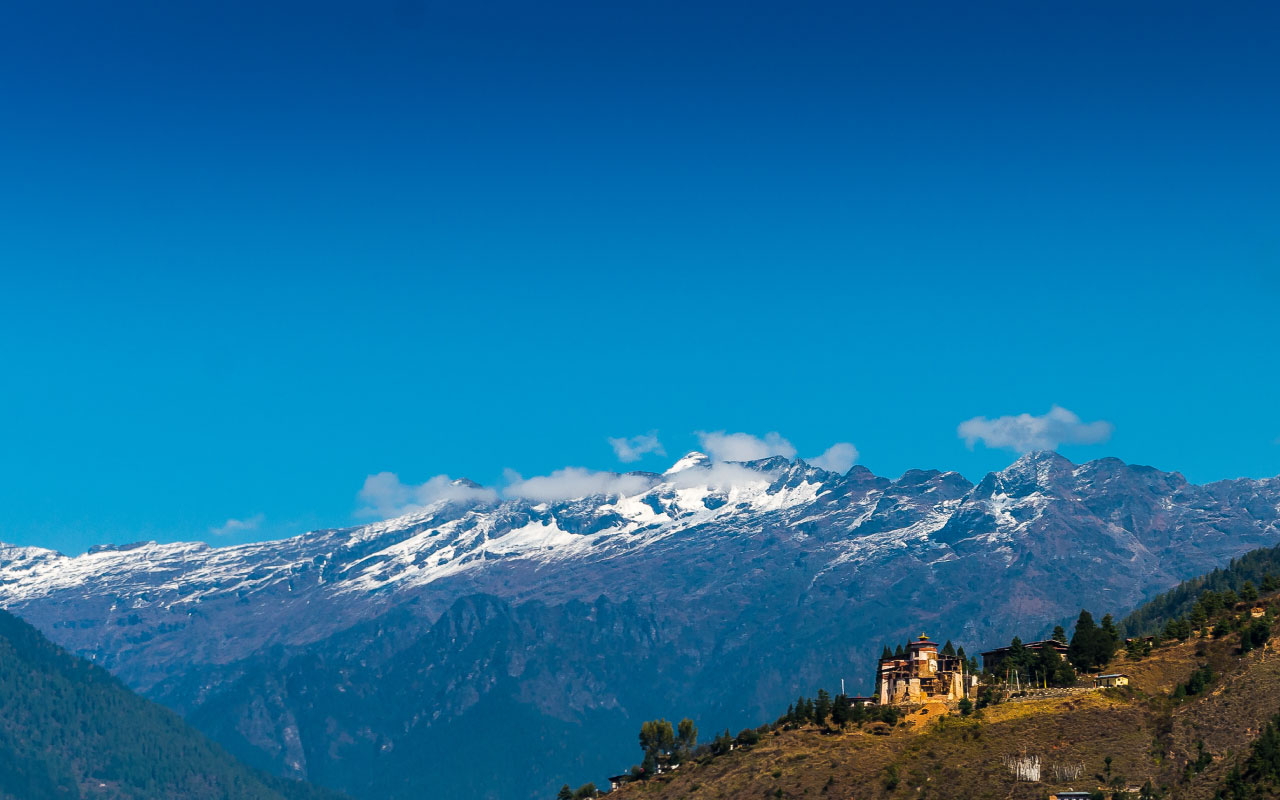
top-left (877, 634), bottom-right (976, 706)
top-left (980, 639), bottom-right (1069, 674)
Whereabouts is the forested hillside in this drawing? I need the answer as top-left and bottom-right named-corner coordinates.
top-left (0, 609), bottom-right (343, 800)
top-left (1122, 542), bottom-right (1280, 637)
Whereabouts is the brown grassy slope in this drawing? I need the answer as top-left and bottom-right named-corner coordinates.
top-left (608, 629), bottom-right (1280, 800)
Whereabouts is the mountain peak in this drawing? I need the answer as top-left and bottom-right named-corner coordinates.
top-left (664, 451), bottom-right (712, 475)
top-left (1011, 449), bottom-right (1073, 466)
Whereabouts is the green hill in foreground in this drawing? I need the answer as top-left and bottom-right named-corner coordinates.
top-left (0, 608), bottom-right (344, 800)
top-left (603, 595), bottom-right (1280, 800)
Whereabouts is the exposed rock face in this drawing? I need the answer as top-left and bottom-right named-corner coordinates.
top-left (2, 452), bottom-right (1279, 799)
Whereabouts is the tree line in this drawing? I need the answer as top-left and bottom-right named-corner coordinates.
top-left (1121, 540), bottom-right (1280, 637)
top-left (780, 689), bottom-right (901, 730)
top-left (986, 610), bottom-right (1119, 689)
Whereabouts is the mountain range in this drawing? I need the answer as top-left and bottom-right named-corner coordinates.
top-left (2, 450), bottom-right (1278, 798)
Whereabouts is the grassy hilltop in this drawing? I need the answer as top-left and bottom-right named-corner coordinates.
top-left (603, 595), bottom-right (1280, 800)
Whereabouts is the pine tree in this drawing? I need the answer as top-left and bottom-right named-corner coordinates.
top-left (1007, 637), bottom-right (1028, 680)
top-left (1068, 610), bottom-right (1111, 671)
top-left (1052, 625), bottom-right (1067, 643)
top-left (941, 640), bottom-right (956, 657)
top-left (1035, 642), bottom-right (1068, 687)
top-left (850, 700), bottom-right (868, 725)
top-left (639, 719), bottom-right (675, 761)
top-left (881, 645), bottom-right (893, 660)
top-left (814, 690), bottom-right (831, 726)
top-left (1241, 581), bottom-right (1260, 602)
top-left (676, 718), bottom-right (697, 756)
top-left (894, 643), bottom-right (905, 658)
top-left (830, 695), bottom-right (850, 728)
top-left (1100, 614), bottom-right (1121, 648)
top-left (558, 784), bottom-right (574, 800)
top-left (1189, 603), bottom-right (1208, 631)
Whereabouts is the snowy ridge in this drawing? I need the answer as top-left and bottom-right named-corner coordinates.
top-left (2, 451), bottom-right (1275, 610)
top-left (0, 454), bottom-right (833, 607)
top-left (2, 450), bottom-right (1279, 691)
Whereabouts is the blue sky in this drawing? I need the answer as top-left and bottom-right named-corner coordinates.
top-left (1, 1), bottom-right (1277, 552)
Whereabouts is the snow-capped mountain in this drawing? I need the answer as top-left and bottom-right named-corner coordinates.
top-left (0, 453), bottom-right (859, 685)
top-left (2, 451), bottom-right (1279, 799)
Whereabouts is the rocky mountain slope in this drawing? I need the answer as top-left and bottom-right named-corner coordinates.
top-left (0, 608), bottom-right (343, 800)
top-left (2, 451), bottom-right (1278, 799)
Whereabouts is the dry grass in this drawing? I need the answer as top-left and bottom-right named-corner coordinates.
top-left (609, 623), bottom-right (1280, 800)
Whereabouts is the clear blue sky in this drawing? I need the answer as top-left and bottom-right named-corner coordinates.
top-left (2, 1), bottom-right (1277, 552)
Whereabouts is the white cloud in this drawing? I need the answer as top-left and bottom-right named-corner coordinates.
top-left (356, 472), bottom-right (498, 518)
top-left (209, 513), bottom-right (265, 537)
top-left (696, 430), bottom-right (796, 462)
top-left (608, 431), bottom-right (666, 463)
top-left (809, 442), bottom-right (859, 473)
top-left (503, 467), bottom-right (657, 502)
top-left (667, 461), bottom-right (775, 490)
top-left (957, 405), bottom-right (1113, 453)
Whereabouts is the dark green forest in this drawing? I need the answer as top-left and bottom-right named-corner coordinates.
top-left (1122, 543), bottom-right (1280, 636)
top-left (0, 609), bottom-right (343, 800)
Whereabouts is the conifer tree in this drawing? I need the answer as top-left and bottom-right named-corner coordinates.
top-left (676, 718), bottom-right (697, 756)
top-left (814, 690), bottom-right (831, 725)
top-left (1006, 637), bottom-right (1028, 680)
top-left (1100, 614), bottom-right (1120, 648)
top-left (1052, 625), bottom-right (1067, 643)
top-left (639, 719), bottom-right (675, 763)
top-left (851, 700), bottom-right (868, 725)
top-left (1068, 610), bottom-right (1112, 671)
top-left (1189, 603), bottom-right (1208, 631)
top-left (941, 640), bottom-right (956, 657)
top-left (831, 695), bottom-right (850, 728)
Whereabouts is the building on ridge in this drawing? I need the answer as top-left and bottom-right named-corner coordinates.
top-left (877, 633), bottom-right (976, 706)
top-left (980, 639), bottom-right (1069, 674)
